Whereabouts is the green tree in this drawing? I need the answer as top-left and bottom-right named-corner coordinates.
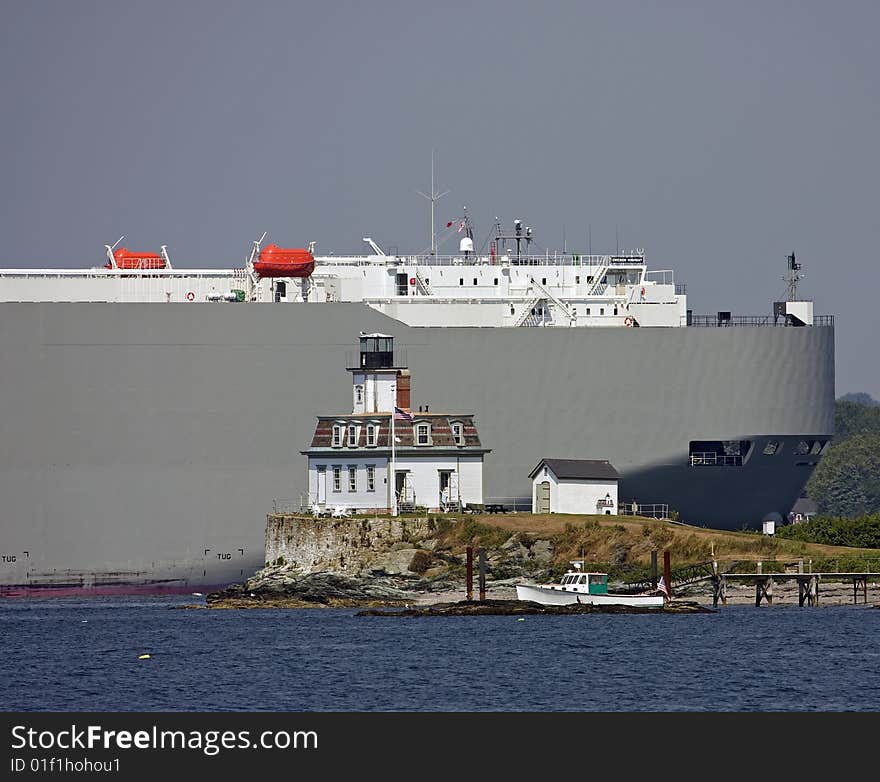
top-left (806, 433), bottom-right (880, 517)
top-left (833, 400), bottom-right (880, 443)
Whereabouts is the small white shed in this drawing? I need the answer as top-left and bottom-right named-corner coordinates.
top-left (530, 458), bottom-right (619, 515)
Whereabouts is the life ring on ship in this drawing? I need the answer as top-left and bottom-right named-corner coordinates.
top-left (624, 316), bottom-right (634, 327)
top-left (185, 291), bottom-right (195, 301)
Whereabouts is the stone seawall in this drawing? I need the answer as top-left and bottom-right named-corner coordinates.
top-left (265, 515), bottom-right (441, 576)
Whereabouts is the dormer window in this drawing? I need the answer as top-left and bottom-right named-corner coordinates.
top-left (347, 424), bottom-right (357, 447)
top-left (451, 422), bottom-right (464, 446)
top-left (415, 422), bottom-right (431, 446)
top-left (332, 424), bottom-right (342, 447)
top-left (366, 424), bottom-right (377, 447)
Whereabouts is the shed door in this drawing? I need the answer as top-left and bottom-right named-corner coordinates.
top-left (536, 481), bottom-right (551, 513)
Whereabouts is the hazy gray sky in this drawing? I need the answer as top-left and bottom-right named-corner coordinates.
top-left (2, 1), bottom-right (878, 396)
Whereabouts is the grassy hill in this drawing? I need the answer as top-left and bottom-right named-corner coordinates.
top-left (434, 512), bottom-right (880, 581)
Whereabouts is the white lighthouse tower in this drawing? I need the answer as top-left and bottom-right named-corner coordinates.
top-left (349, 332), bottom-right (410, 415)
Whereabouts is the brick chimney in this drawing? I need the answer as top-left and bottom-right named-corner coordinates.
top-left (396, 370), bottom-right (411, 412)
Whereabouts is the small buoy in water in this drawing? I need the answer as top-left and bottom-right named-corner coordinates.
top-left (138, 654), bottom-right (151, 660)
top-left (191, 592), bottom-right (203, 597)
top-left (517, 617), bottom-right (526, 622)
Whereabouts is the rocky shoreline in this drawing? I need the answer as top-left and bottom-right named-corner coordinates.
top-left (204, 568), bottom-right (880, 610)
top-left (357, 598), bottom-right (713, 616)
top-left (202, 514), bottom-right (880, 610)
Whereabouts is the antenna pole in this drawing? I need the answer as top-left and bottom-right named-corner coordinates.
top-left (786, 251), bottom-right (802, 301)
top-left (415, 149), bottom-right (449, 256)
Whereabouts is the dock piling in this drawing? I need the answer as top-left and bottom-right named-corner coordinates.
top-left (651, 551), bottom-right (658, 591)
top-left (663, 550), bottom-right (672, 599)
top-left (466, 547), bottom-right (473, 601)
top-left (478, 547), bottom-right (486, 601)
top-left (755, 575), bottom-right (774, 606)
top-left (798, 575), bottom-right (818, 606)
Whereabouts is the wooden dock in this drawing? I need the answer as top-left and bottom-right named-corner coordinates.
top-left (708, 561), bottom-right (880, 607)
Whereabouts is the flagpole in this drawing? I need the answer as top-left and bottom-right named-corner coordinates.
top-left (390, 387), bottom-right (397, 517)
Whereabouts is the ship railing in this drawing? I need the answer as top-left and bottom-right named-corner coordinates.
top-left (688, 314), bottom-right (834, 327)
top-left (315, 252), bottom-right (646, 268)
top-left (620, 502), bottom-right (671, 519)
top-left (689, 453), bottom-right (743, 466)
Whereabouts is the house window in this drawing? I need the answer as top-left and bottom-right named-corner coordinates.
top-left (332, 425), bottom-right (342, 447)
top-left (452, 422), bottom-right (463, 445)
top-left (459, 278), bottom-right (464, 286)
top-left (576, 275), bottom-right (580, 284)
top-left (416, 423), bottom-right (430, 445)
top-left (600, 308), bottom-right (605, 316)
top-left (473, 278), bottom-right (478, 286)
top-left (586, 308), bottom-right (591, 315)
top-left (348, 424), bottom-right (357, 447)
top-left (541, 277), bottom-right (547, 285)
top-left (348, 466), bottom-right (357, 492)
top-left (367, 465), bottom-right (375, 492)
top-left (355, 385), bottom-right (363, 404)
top-left (366, 424), bottom-right (376, 447)
top-left (494, 278), bottom-right (498, 285)
top-left (332, 466), bottom-right (341, 492)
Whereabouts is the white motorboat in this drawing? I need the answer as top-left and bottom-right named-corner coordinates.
top-left (516, 562), bottom-right (666, 608)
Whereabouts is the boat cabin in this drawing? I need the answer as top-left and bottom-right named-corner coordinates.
top-left (548, 570), bottom-right (609, 596)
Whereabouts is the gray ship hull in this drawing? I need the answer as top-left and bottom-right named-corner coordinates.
top-left (0, 303), bottom-right (834, 594)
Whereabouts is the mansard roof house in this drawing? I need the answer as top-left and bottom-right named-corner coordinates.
top-left (301, 334), bottom-right (490, 514)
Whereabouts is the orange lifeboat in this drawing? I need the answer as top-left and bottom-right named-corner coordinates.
top-left (106, 247), bottom-right (167, 270)
top-left (253, 244), bottom-right (314, 278)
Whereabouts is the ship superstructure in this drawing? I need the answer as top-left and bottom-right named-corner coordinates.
top-left (0, 222), bottom-right (690, 329)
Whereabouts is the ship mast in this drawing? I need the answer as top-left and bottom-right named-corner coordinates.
top-left (786, 251), bottom-right (803, 301)
top-left (415, 149), bottom-right (449, 256)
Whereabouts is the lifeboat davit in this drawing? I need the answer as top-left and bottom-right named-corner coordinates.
top-left (253, 244), bottom-right (315, 278)
top-left (106, 247), bottom-right (167, 270)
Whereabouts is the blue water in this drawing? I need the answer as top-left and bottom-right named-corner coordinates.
top-left (2, 597), bottom-right (879, 711)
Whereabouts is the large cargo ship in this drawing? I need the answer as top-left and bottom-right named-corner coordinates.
top-left (0, 218), bottom-right (834, 595)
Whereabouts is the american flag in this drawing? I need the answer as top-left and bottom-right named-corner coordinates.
top-left (657, 575), bottom-right (669, 597)
top-left (394, 406), bottom-right (413, 421)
